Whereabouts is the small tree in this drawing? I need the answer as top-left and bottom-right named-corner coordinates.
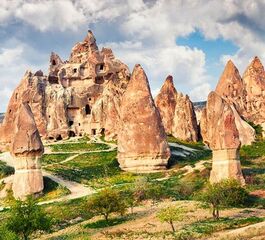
top-left (198, 179), bottom-right (248, 219)
top-left (87, 188), bottom-right (127, 222)
top-left (6, 196), bottom-right (52, 240)
top-left (157, 205), bottom-right (186, 232)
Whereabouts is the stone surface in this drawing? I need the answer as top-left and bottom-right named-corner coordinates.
top-left (155, 75), bottom-right (198, 141)
top-left (215, 57), bottom-right (265, 135)
top-left (201, 91), bottom-right (245, 184)
top-left (11, 103), bottom-right (44, 199)
top-left (172, 93), bottom-right (198, 142)
top-left (155, 75), bottom-right (178, 134)
top-left (118, 64), bottom-right (170, 172)
top-left (0, 30), bottom-right (130, 148)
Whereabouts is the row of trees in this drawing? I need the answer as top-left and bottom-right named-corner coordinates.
top-left (0, 179), bottom-right (249, 239)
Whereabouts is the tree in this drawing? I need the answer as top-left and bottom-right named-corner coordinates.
top-left (157, 205), bottom-right (186, 232)
top-left (198, 179), bottom-right (248, 219)
top-left (6, 197), bottom-right (52, 240)
top-left (87, 188), bottom-right (127, 222)
top-left (146, 182), bottom-right (165, 205)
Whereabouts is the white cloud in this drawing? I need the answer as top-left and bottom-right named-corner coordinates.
top-left (0, 40), bottom-right (48, 112)
top-left (1, 0), bottom-right (265, 111)
top-left (101, 40), bottom-right (210, 100)
top-left (189, 83), bottom-right (212, 102)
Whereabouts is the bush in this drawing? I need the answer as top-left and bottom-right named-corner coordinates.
top-left (197, 179), bottom-right (249, 219)
top-left (6, 197), bottom-right (52, 240)
top-left (157, 205), bottom-right (186, 232)
top-left (87, 188), bottom-right (127, 222)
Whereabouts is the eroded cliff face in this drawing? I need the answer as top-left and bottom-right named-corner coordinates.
top-left (155, 76), bottom-right (198, 142)
top-left (0, 30), bottom-right (130, 148)
top-left (118, 64), bottom-right (170, 172)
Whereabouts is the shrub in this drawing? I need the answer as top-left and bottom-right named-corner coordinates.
top-left (87, 188), bottom-right (127, 222)
top-left (157, 205), bottom-right (186, 232)
top-left (197, 179), bottom-right (249, 219)
top-left (6, 196), bottom-right (52, 240)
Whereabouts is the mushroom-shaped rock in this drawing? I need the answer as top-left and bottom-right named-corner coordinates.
top-left (118, 64), bottom-right (170, 172)
top-left (201, 92), bottom-right (245, 184)
top-left (11, 103), bottom-right (44, 199)
top-left (155, 75), bottom-right (178, 134)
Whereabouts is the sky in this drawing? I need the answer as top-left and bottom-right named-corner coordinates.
top-left (1, 0), bottom-right (265, 112)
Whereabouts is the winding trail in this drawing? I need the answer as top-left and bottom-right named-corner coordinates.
top-left (0, 138), bottom-right (206, 207)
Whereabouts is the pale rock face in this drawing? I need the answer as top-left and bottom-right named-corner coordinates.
top-left (241, 56), bottom-right (265, 125)
top-left (11, 103), bottom-right (44, 199)
top-left (201, 92), bottom-right (245, 184)
top-left (230, 105), bottom-right (255, 146)
top-left (155, 75), bottom-right (178, 134)
top-left (155, 75), bottom-right (198, 141)
top-left (172, 93), bottom-right (198, 142)
top-left (118, 64), bottom-right (170, 172)
top-left (0, 30), bottom-right (131, 147)
top-left (91, 73), bottom-right (129, 141)
top-left (215, 57), bottom-right (265, 132)
top-left (215, 60), bottom-right (246, 114)
top-left (0, 71), bottom-right (47, 149)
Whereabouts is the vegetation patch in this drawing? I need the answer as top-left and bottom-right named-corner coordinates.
top-left (36, 177), bottom-right (70, 202)
top-left (41, 154), bottom-right (74, 166)
top-left (0, 160), bottom-right (14, 179)
top-left (167, 135), bottom-right (206, 150)
top-left (50, 142), bottom-right (110, 152)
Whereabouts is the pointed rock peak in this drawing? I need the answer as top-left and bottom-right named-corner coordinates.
top-left (50, 52), bottom-right (62, 66)
top-left (128, 64), bottom-right (151, 94)
top-left (84, 30), bottom-right (97, 44)
top-left (158, 75), bottom-right (176, 93)
top-left (250, 56), bottom-right (264, 70)
top-left (215, 59), bottom-right (242, 95)
top-left (11, 103), bottom-right (44, 157)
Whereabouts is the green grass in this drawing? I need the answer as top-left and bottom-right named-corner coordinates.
top-left (41, 153), bottom-right (74, 166)
top-left (36, 177), bottom-right (70, 202)
top-left (0, 160), bottom-right (14, 179)
top-left (239, 141), bottom-right (265, 191)
top-left (181, 216), bottom-right (264, 237)
top-left (240, 141), bottom-right (265, 160)
top-left (50, 142), bottom-right (110, 152)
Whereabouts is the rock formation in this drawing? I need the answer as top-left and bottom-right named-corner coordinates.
top-left (215, 57), bottom-right (265, 138)
top-left (118, 64), bottom-right (170, 172)
top-left (11, 103), bottom-right (44, 199)
top-left (155, 75), bottom-right (198, 142)
top-left (172, 93), bottom-right (198, 142)
top-left (155, 75), bottom-right (178, 134)
top-left (208, 59), bottom-right (256, 145)
top-left (242, 57), bottom-right (265, 129)
top-left (0, 30), bottom-right (130, 148)
top-left (201, 92), bottom-right (245, 184)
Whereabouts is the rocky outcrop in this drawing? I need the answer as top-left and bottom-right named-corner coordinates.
top-left (215, 60), bottom-right (245, 113)
top-left (215, 57), bottom-right (265, 138)
top-left (201, 92), bottom-right (245, 185)
top-left (0, 71), bottom-right (47, 149)
top-left (172, 93), bottom-right (198, 142)
top-left (241, 57), bottom-right (265, 126)
top-left (118, 64), bottom-right (170, 172)
top-left (0, 30), bottom-right (130, 148)
top-left (155, 75), bottom-right (178, 134)
top-left (11, 103), bottom-right (44, 199)
top-left (155, 75), bottom-right (198, 142)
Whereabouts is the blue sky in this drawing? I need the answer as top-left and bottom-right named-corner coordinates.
top-left (1, 0), bottom-right (265, 112)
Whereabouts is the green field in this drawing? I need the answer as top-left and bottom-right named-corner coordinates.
top-left (49, 142), bottom-right (110, 152)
